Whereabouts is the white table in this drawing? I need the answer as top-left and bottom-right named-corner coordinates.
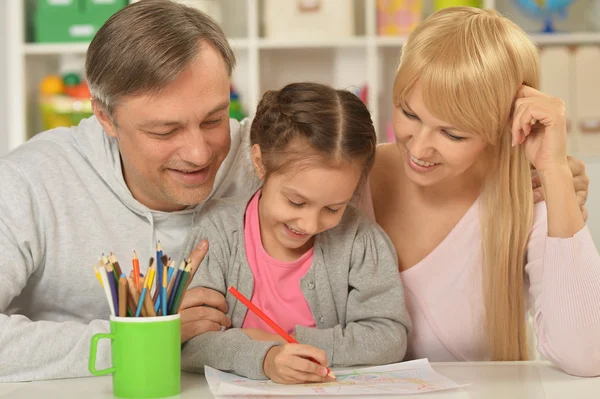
top-left (1, 361), bottom-right (598, 398)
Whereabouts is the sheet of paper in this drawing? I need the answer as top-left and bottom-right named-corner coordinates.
top-left (205, 358), bottom-right (468, 396)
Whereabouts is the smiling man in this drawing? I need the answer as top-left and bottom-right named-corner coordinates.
top-left (0, 0), bottom-right (259, 382)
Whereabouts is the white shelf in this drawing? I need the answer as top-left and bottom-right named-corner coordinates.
top-left (531, 32), bottom-right (600, 45)
top-left (23, 38), bottom-right (250, 55)
top-left (23, 43), bottom-right (89, 55)
top-left (375, 36), bottom-right (407, 47)
top-left (258, 37), bottom-right (367, 49)
top-left (373, 33), bottom-right (600, 48)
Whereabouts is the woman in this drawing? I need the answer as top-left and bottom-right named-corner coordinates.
top-left (369, 7), bottom-right (600, 377)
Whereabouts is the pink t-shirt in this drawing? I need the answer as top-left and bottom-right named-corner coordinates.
top-left (241, 191), bottom-right (316, 334)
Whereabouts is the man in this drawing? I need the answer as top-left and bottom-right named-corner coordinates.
top-left (0, 0), bottom-right (589, 382)
top-left (0, 0), bottom-right (258, 382)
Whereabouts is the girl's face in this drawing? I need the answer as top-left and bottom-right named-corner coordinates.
top-left (393, 83), bottom-right (489, 188)
top-left (253, 150), bottom-right (362, 261)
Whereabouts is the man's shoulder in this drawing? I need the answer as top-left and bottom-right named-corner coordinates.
top-left (199, 195), bottom-right (251, 227)
top-left (2, 118), bottom-right (102, 176)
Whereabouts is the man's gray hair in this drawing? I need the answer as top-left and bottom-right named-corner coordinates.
top-left (85, 0), bottom-right (236, 115)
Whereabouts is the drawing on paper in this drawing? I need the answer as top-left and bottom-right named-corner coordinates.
top-left (205, 358), bottom-right (468, 396)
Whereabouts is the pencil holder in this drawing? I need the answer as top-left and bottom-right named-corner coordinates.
top-left (89, 314), bottom-right (181, 398)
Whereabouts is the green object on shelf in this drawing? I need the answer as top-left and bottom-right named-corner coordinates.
top-left (229, 101), bottom-right (246, 121)
top-left (33, 0), bottom-right (127, 43)
top-left (229, 87), bottom-right (246, 121)
top-left (63, 73), bottom-right (81, 87)
top-left (434, 0), bottom-right (482, 10)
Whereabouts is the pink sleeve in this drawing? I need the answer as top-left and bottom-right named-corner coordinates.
top-left (525, 202), bottom-right (600, 377)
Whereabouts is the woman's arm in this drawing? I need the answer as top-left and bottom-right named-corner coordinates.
top-left (514, 85), bottom-right (600, 376)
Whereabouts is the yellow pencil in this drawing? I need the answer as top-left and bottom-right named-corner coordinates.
top-left (93, 266), bottom-right (104, 287)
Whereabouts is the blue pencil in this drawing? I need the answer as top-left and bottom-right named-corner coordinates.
top-left (155, 242), bottom-right (164, 312)
top-left (135, 259), bottom-right (154, 317)
top-left (135, 287), bottom-right (147, 317)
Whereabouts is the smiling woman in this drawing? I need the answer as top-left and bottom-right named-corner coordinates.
top-left (369, 6), bottom-right (600, 377)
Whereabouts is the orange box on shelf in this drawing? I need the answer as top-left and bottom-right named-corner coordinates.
top-left (377, 0), bottom-right (422, 36)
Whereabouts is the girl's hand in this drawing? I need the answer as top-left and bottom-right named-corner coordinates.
top-left (264, 344), bottom-right (334, 384)
top-left (512, 85), bottom-right (568, 173)
top-left (242, 328), bottom-right (288, 344)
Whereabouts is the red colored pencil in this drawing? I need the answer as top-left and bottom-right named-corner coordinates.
top-left (228, 286), bottom-right (333, 377)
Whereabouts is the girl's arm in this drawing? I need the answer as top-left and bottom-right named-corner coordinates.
top-left (294, 222), bottom-right (411, 367)
top-left (514, 85), bottom-right (600, 376)
top-left (180, 211), bottom-right (280, 380)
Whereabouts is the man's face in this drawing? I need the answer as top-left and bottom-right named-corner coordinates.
top-left (96, 42), bottom-right (231, 212)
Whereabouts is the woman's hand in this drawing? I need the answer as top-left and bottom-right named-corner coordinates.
top-left (512, 85), bottom-right (568, 173)
top-left (513, 85), bottom-right (585, 237)
top-left (263, 344), bottom-right (334, 384)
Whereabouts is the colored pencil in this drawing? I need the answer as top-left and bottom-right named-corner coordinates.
top-left (110, 253), bottom-right (123, 279)
top-left (167, 260), bottom-right (186, 312)
top-left (102, 254), bottom-right (118, 282)
top-left (173, 255), bottom-right (203, 314)
top-left (156, 242), bottom-right (163, 311)
top-left (93, 266), bottom-right (104, 287)
top-left (161, 265), bottom-right (168, 316)
top-left (132, 251), bottom-right (141, 291)
top-left (167, 259), bottom-right (175, 284)
top-left (118, 274), bottom-right (128, 317)
top-left (144, 264), bottom-right (157, 317)
top-left (106, 263), bottom-right (119, 316)
top-left (98, 264), bottom-right (115, 316)
top-left (228, 286), bottom-right (334, 377)
top-left (128, 276), bottom-right (147, 317)
top-left (135, 259), bottom-right (154, 317)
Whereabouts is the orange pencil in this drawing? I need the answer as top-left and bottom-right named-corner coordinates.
top-left (228, 286), bottom-right (334, 378)
top-left (132, 251), bottom-right (141, 291)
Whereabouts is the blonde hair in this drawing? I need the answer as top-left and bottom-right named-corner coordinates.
top-left (393, 7), bottom-right (539, 360)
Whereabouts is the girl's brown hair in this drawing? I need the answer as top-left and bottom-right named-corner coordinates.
top-left (250, 82), bottom-right (377, 186)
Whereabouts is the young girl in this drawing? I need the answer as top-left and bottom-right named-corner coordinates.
top-left (181, 82), bottom-right (411, 383)
top-left (369, 7), bottom-right (600, 376)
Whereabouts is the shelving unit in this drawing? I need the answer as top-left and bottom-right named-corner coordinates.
top-left (5, 0), bottom-right (600, 154)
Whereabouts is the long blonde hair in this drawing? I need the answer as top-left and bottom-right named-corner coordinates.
top-left (393, 7), bottom-right (539, 360)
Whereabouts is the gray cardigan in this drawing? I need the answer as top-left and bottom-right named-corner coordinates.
top-left (180, 194), bottom-right (411, 379)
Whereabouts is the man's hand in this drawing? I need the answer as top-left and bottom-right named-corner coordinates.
top-left (532, 156), bottom-right (589, 221)
top-left (179, 240), bottom-right (231, 343)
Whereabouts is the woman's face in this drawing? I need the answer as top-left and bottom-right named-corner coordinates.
top-left (393, 83), bottom-right (489, 188)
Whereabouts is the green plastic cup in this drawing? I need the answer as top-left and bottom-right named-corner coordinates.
top-left (89, 314), bottom-right (181, 398)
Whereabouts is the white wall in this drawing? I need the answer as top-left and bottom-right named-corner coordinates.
top-left (0, 0), bottom-right (8, 157)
